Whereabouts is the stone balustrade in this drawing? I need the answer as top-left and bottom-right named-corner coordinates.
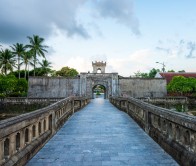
top-left (138, 97), bottom-right (188, 104)
top-left (0, 97), bottom-right (64, 104)
top-left (110, 97), bottom-right (196, 166)
top-left (0, 97), bottom-right (89, 166)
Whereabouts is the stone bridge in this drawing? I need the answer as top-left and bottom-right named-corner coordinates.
top-left (0, 62), bottom-right (196, 166)
top-left (0, 96), bottom-right (196, 166)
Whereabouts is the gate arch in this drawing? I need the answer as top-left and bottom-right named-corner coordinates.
top-left (92, 84), bottom-right (106, 99)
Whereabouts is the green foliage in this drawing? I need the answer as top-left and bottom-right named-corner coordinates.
top-left (167, 76), bottom-right (196, 95)
top-left (168, 70), bottom-right (175, 72)
top-left (134, 68), bottom-right (160, 78)
top-left (96, 91), bottom-right (101, 95)
top-left (10, 70), bottom-right (26, 78)
top-left (178, 70), bottom-right (186, 73)
top-left (148, 68), bottom-right (160, 78)
top-left (38, 59), bottom-right (52, 76)
top-left (0, 75), bottom-right (17, 96)
top-left (0, 75), bottom-right (28, 97)
top-left (0, 49), bottom-right (16, 75)
top-left (56, 66), bottom-right (78, 77)
top-left (17, 78), bottom-right (28, 93)
top-left (26, 35), bottom-right (48, 76)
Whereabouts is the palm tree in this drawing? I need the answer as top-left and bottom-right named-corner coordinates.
top-left (26, 35), bottom-right (48, 76)
top-left (11, 43), bottom-right (26, 79)
top-left (39, 59), bottom-right (52, 76)
top-left (0, 49), bottom-right (16, 75)
top-left (20, 50), bottom-right (34, 79)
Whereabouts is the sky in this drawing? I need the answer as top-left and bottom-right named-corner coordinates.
top-left (0, 0), bottom-right (196, 76)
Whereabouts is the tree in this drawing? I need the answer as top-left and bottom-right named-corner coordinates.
top-left (167, 76), bottom-right (196, 95)
top-left (10, 43), bottom-right (26, 79)
top-left (20, 50), bottom-right (33, 79)
top-left (0, 75), bottom-right (17, 96)
top-left (134, 68), bottom-right (160, 78)
top-left (0, 75), bottom-right (28, 97)
top-left (38, 59), bottom-right (52, 76)
top-left (134, 71), bottom-right (148, 78)
top-left (148, 68), bottom-right (160, 78)
top-left (167, 70), bottom-right (175, 72)
top-left (26, 35), bottom-right (48, 76)
top-left (0, 49), bottom-right (16, 75)
top-left (178, 70), bottom-right (185, 73)
top-left (56, 66), bottom-right (78, 77)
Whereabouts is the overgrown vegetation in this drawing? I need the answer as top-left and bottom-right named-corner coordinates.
top-left (167, 76), bottom-right (196, 96)
top-left (0, 75), bottom-right (28, 97)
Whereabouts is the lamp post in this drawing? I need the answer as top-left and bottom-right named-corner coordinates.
top-left (156, 62), bottom-right (166, 72)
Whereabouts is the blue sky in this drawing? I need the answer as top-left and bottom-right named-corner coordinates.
top-left (0, 0), bottom-right (195, 76)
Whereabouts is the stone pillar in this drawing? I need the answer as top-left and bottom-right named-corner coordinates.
top-left (0, 140), bottom-right (4, 165)
top-left (72, 100), bottom-right (75, 114)
top-left (20, 130), bottom-right (25, 149)
top-left (145, 110), bottom-right (150, 134)
top-left (45, 117), bottom-right (49, 131)
top-left (29, 126), bottom-right (32, 142)
top-left (9, 134), bottom-right (15, 157)
top-left (35, 123), bottom-right (39, 138)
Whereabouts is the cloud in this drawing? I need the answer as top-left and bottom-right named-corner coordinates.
top-left (186, 41), bottom-right (196, 58)
top-left (0, 0), bottom-right (140, 44)
top-left (0, 0), bottom-right (89, 43)
top-left (156, 39), bottom-right (196, 59)
top-left (156, 47), bottom-right (170, 54)
top-left (94, 0), bottom-right (140, 35)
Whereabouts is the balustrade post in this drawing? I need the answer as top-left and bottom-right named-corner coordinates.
top-left (29, 126), bottom-right (32, 142)
top-left (20, 130), bottom-right (25, 149)
top-left (72, 100), bottom-right (75, 114)
top-left (0, 139), bottom-right (4, 164)
top-left (125, 101), bottom-right (128, 113)
top-left (145, 111), bottom-right (150, 134)
top-left (46, 117), bottom-right (49, 131)
top-left (52, 112), bottom-right (56, 134)
top-left (9, 134), bottom-right (15, 157)
top-left (35, 123), bottom-right (39, 138)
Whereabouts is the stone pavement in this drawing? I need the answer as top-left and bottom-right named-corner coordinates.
top-left (27, 98), bottom-right (179, 166)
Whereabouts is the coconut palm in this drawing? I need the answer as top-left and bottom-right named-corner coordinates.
top-left (26, 35), bottom-right (48, 76)
top-left (11, 43), bottom-right (26, 79)
top-left (20, 50), bottom-right (34, 79)
top-left (0, 49), bottom-right (16, 75)
top-left (39, 59), bottom-right (52, 76)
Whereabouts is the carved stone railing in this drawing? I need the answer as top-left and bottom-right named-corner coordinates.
top-left (0, 97), bottom-right (90, 166)
top-left (0, 97), bottom-right (64, 104)
top-left (138, 97), bottom-right (188, 104)
top-left (110, 97), bottom-right (196, 166)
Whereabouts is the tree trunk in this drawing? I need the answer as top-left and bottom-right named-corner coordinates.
top-left (25, 63), bottom-right (27, 79)
top-left (33, 58), bottom-right (36, 77)
top-left (18, 55), bottom-right (20, 79)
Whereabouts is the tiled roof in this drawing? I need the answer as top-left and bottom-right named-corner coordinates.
top-left (159, 72), bottom-right (196, 83)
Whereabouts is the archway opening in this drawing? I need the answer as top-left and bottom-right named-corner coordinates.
top-left (92, 85), bottom-right (106, 99)
top-left (97, 68), bottom-right (102, 73)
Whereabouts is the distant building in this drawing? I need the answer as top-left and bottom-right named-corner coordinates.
top-left (155, 72), bottom-right (196, 84)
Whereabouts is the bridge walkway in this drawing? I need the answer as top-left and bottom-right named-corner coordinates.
top-left (27, 98), bottom-right (178, 166)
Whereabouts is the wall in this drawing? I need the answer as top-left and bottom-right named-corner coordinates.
top-left (119, 78), bottom-right (167, 98)
top-left (28, 77), bottom-right (80, 98)
top-left (28, 76), bottom-right (167, 98)
top-left (110, 97), bottom-right (196, 166)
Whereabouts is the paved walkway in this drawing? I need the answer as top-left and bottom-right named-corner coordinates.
top-left (27, 98), bottom-right (178, 166)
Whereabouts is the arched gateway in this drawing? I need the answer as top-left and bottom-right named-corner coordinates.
top-left (79, 61), bottom-right (119, 99)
